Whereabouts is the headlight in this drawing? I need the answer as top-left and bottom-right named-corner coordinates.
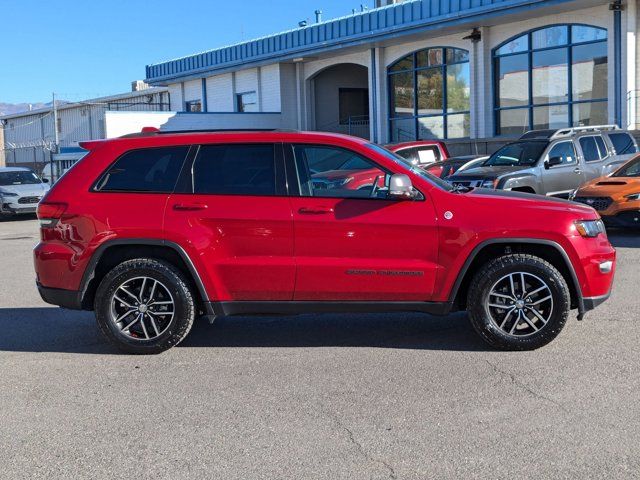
top-left (574, 219), bottom-right (606, 238)
top-left (481, 179), bottom-right (496, 189)
top-left (625, 192), bottom-right (640, 201)
top-left (0, 191), bottom-right (18, 197)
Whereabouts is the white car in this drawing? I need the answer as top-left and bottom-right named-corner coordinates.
top-left (0, 167), bottom-right (50, 217)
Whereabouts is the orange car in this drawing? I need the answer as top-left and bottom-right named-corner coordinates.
top-left (571, 154), bottom-right (640, 228)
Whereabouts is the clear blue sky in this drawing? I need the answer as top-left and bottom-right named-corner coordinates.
top-left (1, 0), bottom-right (376, 104)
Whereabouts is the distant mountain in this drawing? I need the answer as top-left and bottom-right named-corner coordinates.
top-left (0, 101), bottom-right (63, 116)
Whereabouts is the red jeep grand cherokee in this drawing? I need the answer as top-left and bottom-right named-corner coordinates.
top-left (34, 131), bottom-right (615, 354)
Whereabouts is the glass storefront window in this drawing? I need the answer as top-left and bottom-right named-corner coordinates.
top-left (495, 53), bottom-right (529, 108)
top-left (494, 24), bottom-right (608, 135)
top-left (390, 118), bottom-right (416, 142)
top-left (388, 47), bottom-right (470, 140)
top-left (532, 48), bottom-right (569, 104)
top-left (572, 42), bottom-right (608, 101)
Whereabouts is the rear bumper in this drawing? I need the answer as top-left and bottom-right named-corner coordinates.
top-left (37, 283), bottom-right (82, 310)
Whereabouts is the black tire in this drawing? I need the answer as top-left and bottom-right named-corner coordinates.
top-left (467, 254), bottom-right (570, 351)
top-left (94, 258), bottom-right (196, 354)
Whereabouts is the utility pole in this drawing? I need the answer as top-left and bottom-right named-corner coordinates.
top-left (52, 92), bottom-right (59, 154)
top-left (52, 92), bottom-right (60, 181)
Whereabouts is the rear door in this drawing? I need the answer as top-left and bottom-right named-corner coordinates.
top-left (577, 135), bottom-right (609, 181)
top-left (164, 142), bottom-right (295, 301)
top-left (287, 143), bottom-right (439, 301)
top-left (541, 141), bottom-right (585, 196)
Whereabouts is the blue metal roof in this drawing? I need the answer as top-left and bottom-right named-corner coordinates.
top-left (145, 0), bottom-right (575, 84)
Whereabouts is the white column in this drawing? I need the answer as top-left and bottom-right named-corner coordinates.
top-left (474, 26), bottom-right (492, 139)
top-left (370, 47), bottom-right (388, 144)
top-left (629, 0), bottom-right (638, 129)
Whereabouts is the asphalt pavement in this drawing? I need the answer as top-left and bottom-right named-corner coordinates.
top-left (0, 217), bottom-right (638, 479)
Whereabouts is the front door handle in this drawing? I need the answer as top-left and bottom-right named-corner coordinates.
top-left (298, 206), bottom-right (335, 215)
top-left (173, 203), bottom-right (208, 211)
top-left (574, 168), bottom-right (583, 174)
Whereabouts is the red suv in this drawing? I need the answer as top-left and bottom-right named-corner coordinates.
top-left (35, 131), bottom-right (615, 354)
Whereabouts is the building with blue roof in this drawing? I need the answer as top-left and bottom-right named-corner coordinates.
top-left (144, 0), bottom-right (634, 145)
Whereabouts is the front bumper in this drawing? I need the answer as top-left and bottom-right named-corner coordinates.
top-left (601, 210), bottom-right (640, 228)
top-left (1, 200), bottom-right (38, 215)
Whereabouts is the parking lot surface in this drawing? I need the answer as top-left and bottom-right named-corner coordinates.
top-left (0, 217), bottom-right (639, 479)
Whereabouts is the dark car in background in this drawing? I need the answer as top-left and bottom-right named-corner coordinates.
top-left (425, 155), bottom-right (488, 179)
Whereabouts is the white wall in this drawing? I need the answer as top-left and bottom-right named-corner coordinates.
top-left (104, 111), bottom-right (178, 138)
top-left (206, 74), bottom-right (234, 112)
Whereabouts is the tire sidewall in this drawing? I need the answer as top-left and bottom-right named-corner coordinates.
top-left (468, 256), bottom-right (570, 350)
top-left (95, 260), bottom-right (194, 354)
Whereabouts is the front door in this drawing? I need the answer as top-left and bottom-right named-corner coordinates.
top-left (287, 143), bottom-right (439, 301)
top-left (164, 142), bottom-right (295, 301)
top-left (541, 141), bottom-right (585, 197)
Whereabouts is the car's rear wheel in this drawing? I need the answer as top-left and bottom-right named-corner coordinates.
top-left (467, 254), bottom-right (570, 350)
top-left (94, 258), bottom-right (196, 354)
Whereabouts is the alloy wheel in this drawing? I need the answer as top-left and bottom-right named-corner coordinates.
top-left (486, 272), bottom-right (553, 337)
top-left (110, 276), bottom-right (175, 341)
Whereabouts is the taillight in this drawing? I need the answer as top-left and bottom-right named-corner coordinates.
top-left (37, 202), bottom-right (67, 228)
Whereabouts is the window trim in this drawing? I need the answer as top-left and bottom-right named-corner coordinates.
top-left (545, 140), bottom-right (578, 167)
top-left (286, 143), bottom-right (416, 201)
top-left (388, 47), bottom-right (470, 141)
top-left (92, 145), bottom-right (192, 194)
top-left (578, 135), bottom-right (607, 163)
top-left (178, 142), bottom-right (287, 197)
top-left (493, 23), bottom-right (608, 136)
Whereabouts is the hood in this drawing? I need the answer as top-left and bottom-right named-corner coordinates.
top-left (448, 165), bottom-right (528, 180)
top-left (467, 188), bottom-right (597, 217)
top-left (577, 176), bottom-right (640, 198)
top-left (0, 182), bottom-right (49, 196)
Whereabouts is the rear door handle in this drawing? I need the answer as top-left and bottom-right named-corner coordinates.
top-left (298, 206), bottom-right (334, 215)
top-left (173, 203), bottom-right (208, 211)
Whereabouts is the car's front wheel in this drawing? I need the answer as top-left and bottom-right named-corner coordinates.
top-left (467, 254), bottom-right (570, 350)
top-left (94, 258), bottom-right (196, 354)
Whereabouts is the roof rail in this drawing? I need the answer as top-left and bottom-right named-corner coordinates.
top-left (117, 127), bottom-right (298, 139)
top-left (550, 125), bottom-right (620, 139)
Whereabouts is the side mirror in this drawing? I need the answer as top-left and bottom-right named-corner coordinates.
top-left (388, 173), bottom-right (415, 199)
top-left (545, 156), bottom-right (563, 169)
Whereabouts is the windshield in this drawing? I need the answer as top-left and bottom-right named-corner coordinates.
top-left (484, 142), bottom-right (547, 167)
top-left (0, 170), bottom-right (41, 186)
top-left (367, 144), bottom-right (454, 192)
top-left (613, 157), bottom-right (640, 177)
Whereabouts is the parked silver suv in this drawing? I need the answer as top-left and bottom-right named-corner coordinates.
top-left (0, 167), bottom-right (50, 217)
top-left (447, 126), bottom-right (638, 197)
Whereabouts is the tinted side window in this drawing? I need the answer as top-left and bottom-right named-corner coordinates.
top-left (193, 144), bottom-right (276, 196)
top-left (609, 133), bottom-right (638, 155)
top-left (394, 147), bottom-right (417, 163)
top-left (579, 137), bottom-right (600, 162)
top-left (548, 142), bottom-right (577, 165)
top-left (293, 145), bottom-right (388, 199)
top-left (594, 136), bottom-right (608, 158)
top-left (97, 146), bottom-right (188, 192)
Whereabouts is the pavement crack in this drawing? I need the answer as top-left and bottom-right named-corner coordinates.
top-left (321, 407), bottom-right (397, 479)
top-left (484, 359), bottom-right (570, 413)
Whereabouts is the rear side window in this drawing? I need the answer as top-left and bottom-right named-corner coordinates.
top-left (579, 137), bottom-right (600, 162)
top-left (609, 133), bottom-right (638, 155)
top-left (96, 146), bottom-right (188, 192)
top-left (192, 144), bottom-right (276, 196)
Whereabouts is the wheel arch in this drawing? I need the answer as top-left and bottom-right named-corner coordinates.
top-left (449, 239), bottom-right (583, 313)
top-left (79, 239), bottom-right (209, 311)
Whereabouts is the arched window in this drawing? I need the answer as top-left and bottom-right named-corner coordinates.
top-left (388, 47), bottom-right (470, 142)
top-left (494, 24), bottom-right (608, 136)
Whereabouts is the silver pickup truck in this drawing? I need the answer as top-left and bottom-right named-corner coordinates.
top-left (447, 126), bottom-right (639, 197)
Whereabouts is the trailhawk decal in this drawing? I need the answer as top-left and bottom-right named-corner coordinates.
top-left (346, 269), bottom-right (424, 276)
